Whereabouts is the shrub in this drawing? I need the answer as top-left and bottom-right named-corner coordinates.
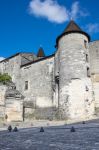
top-left (0, 73), bottom-right (12, 84)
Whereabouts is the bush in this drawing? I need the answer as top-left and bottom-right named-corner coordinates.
top-left (0, 73), bottom-right (12, 84)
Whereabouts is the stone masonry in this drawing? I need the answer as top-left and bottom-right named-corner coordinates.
top-left (0, 20), bottom-right (98, 122)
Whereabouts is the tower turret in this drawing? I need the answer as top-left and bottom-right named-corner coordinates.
top-left (56, 20), bottom-right (90, 47)
top-left (55, 20), bottom-right (94, 121)
top-left (37, 47), bottom-right (45, 58)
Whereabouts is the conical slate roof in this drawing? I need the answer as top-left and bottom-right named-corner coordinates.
top-left (64, 20), bottom-right (82, 33)
top-left (56, 20), bottom-right (90, 46)
top-left (37, 47), bottom-right (45, 57)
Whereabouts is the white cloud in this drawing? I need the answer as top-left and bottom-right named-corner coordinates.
top-left (86, 23), bottom-right (99, 33)
top-left (0, 57), bottom-right (5, 61)
top-left (71, 1), bottom-right (79, 19)
top-left (28, 0), bottom-right (69, 23)
top-left (70, 1), bottom-right (89, 20)
top-left (28, 0), bottom-right (89, 23)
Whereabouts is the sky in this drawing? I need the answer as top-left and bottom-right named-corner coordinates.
top-left (0, 0), bottom-right (99, 59)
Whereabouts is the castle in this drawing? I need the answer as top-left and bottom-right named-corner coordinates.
top-left (0, 20), bottom-right (99, 122)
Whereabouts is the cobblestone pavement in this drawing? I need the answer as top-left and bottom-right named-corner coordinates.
top-left (1, 120), bottom-right (99, 150)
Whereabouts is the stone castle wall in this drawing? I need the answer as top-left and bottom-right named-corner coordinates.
top-left (0, 38), bottom-right (98, 122)
top-left (89, 41), bottom-right (99, 115)
top-left (0, 53), bottom-right (38, 91)
top-left (57, 33), bottom-right (94, 121)
top-left (0, 85), bottom-right (7, 121)
top-left (20, 56), bottom-right (56, 120)
top-left (0, 83), bottom-right (23, 122)
top-left (0, 54), bottom-right (22, 91)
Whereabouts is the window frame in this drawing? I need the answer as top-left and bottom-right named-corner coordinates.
top-left (25, 81), bottom-right (28, 90)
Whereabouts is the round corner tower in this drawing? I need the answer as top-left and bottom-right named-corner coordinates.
top-left (55, 20), bottom-right (95, 121)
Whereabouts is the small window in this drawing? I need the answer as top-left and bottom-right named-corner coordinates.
top-left (87, 67), bottom-right (90, 77)
top-left (84, 40), bottom-right (87, 49)
top-left (96, 49), bottom-right (99, 57)
top-left (25, 81), bottom-right (28, 90)
top-left (86, 54), bottom-right (88, 62)
top-left (55, 75), bottom-right (59, 84)
top-left (86, 86), bottom-right (89, 91)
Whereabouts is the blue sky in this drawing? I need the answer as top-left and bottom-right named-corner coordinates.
top-left (0, 0), bottom-right (99, 59)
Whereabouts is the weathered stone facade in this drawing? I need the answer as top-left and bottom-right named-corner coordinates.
top-left (0, 20), bottom-right (98, 122)
top-left (57, 33), bottom-right (94, 121)
top-left (0, 82), bottom-right (23, 122)
top-left (89, 41), bottom-right (99, 115)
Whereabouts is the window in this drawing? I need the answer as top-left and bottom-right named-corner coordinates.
top-left (87, 67), bottom-right (90, 77)
top-left (84, 40), bottom-right (87, 49)
top-left (96, 49), bottom-right (99, 57)
top-left (86, 54), bottom-right (88, 62)
top-left (86, 86), bottom-right (89, 91)
top-left (55, 75), bottom-right (59, 84)
top-left (25, 81), bottom-right (28, 90)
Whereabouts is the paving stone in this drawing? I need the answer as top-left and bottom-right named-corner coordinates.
top-left (0, 121), bottom-right (99, 149)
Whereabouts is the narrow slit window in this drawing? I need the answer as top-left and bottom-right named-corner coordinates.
top-left (86, 86), bottom-right (89, 91)
top-left (87, 67), bottom-right (90, 77)
top-left (86, 54), bottom-right (88, 62)
top-left (55, 75), bottom-right (59, 84)
top-left (84, 40), bottom-right (87, 49)
top-left (25, 81), bottom-right (28, 90)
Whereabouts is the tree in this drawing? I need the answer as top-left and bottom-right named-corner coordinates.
top-left (0, 73), bottom-right (12, 84)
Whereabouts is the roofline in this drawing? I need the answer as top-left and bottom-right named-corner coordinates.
top-left (0, 53), bottom-right (21, 63)
top-left (0, 52), bottom-right (35, 63)
top-left (56, 31), bottom-right (90, 47)
top-left (20, 54), bottom-right (55, 68)
top-left (89, 39), bottom-right (99, 43)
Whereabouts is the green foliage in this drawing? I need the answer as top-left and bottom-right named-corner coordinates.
top-left (0, 73), bottom-right (12, 84)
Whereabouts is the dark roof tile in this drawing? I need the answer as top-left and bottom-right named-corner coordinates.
top-left (56, 20), bottom-right (90, 46)
top-left (64, 20), bottom-right (82, 33)
top-left (37, 47), bottom-right (45, 57)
